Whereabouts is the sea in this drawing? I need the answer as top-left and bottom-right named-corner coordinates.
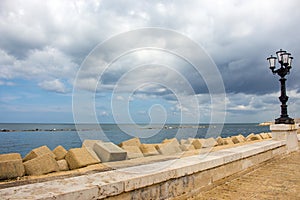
top-left (0, 123), bottom-right (270, 157)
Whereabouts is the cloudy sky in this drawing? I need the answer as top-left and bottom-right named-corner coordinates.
top-left (1, 0), bottom-right (300, 124)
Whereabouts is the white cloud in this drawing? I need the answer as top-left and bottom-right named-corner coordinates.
top-left (38, 79), bottom-right (66, 93)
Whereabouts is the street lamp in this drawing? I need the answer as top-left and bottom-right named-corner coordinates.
top-left (267, 49), bottom-right (294, 124)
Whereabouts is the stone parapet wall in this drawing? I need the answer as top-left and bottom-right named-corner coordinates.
top-left (0, 140), bottom-right (287, 199)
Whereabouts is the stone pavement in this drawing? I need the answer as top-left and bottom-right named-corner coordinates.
top-left (189, 148), bottom-right (300, 200)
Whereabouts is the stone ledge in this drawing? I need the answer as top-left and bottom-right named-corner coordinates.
top-left (0, 140), bottom-right (286, 199)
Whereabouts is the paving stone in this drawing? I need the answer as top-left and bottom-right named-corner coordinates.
top-left (52, 145), bottom-right (67, 160)
top-left (139, 144), bottom-right (160, 156)
top-left (119, 138), bottom-right (141, 147)
top-left (121, 146), bottom-right (144, 159)
top-left (93, 142), bottom-right (127, 162)
top-left (0, 153), bottom-right (25, 180)
top-left (57, 159), bottom-right (69, 171)
top-left (65, 148), bottom-right (100, 170)
top-left (23, 154), bottom-right (59, 175)
top-left (23, 145), bottom-right (56, 162)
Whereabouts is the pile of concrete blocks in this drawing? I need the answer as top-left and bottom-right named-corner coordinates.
top-left (0, 153), bottom-right (25, 180)
top-left (52, 145), bottom-right (69, 171)
top-left (202, 137), bottom-right (218, 148)
top-left (22, 146), bottom-right (59, 176)
top-left (82, 140), bottom-right (102, 162)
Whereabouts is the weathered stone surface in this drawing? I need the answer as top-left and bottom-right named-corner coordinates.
top-left (180, 144), bottom-right (195, 151)
top-left (156, 139), bottom-right (182, 155)
top-left (216, 137), bottom-right (225, 145)
top-left (202, 138), bottom-right (218, 148)
top-left (65, 148), bottom-right (100, 170)
top-left (82, 140), bottom-right (102, 149)
top-left (259, 133), bottom-right (270, 139)
top-left (139, 144), bottom-right (160, 156)
top-left (23, 154), bottom-right (59, 175)
top-left (191, 139), bottom-right (203, 149)
top-left (23, 145), bottom-right (56, 162)
top-left (231, 135), bottom-right (244, 144)
top-left (94, 142), bottom-right (127, 162)
top-left (119, 138), bottom-right (141, 147)
top-left (57, 159), bottom-right (69, 171)
top-left (52, 145), bottom-right (67, 160)
top-left (85, 147), bottom-right (101, 162)
top-left (246, 133), bottom-right (262, 141)
top-left (0, 153), bottom-right (25, 180)
top-left (223, 137), bottom-right (234, 145)
top-left (180, 139), bottom-right (190, 145)
top-left (238, 134), bottom-right (246, 141)
top-left (267, 132), bottom-right (272, 138)
top-left (121, 146), bottom-right (144, 159)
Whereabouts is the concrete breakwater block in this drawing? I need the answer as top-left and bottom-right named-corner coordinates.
top-left (82, 140), bottom-right (102, 162)
top-left (216, 137), bottom-right (225, 145)
top-left (65, 148), bottom-right (100, 170)
top-left (202, 138), bottom-right (218, 148)
top-left (119, 138), bottom-right (141, 147)
top-left (223, 137), bottom-right (234, 145)
top-left (121, 146), bottom-right (144, 159)
top-left (52, 145), bottom-right (67, 160)
top-left (139, 144), bottom-right (160, 156)
top-left (0, 153), bottom-right (25, 180)
top-left (94, 142), bottom-right (127, 162)
top-left (231, 135), bottom-right (245, 144)
top-left (23, 154), bottom-right (59, 176)
top-left (246, 133), bottom-right (262, 141)
top-left (23, 145), bottom-right (56, 162)
top-left (156, 138), bottom-right (182, 155)
top-left (82, 140), bottom-right (102, 149)
top-left (57, 159), bottom-right (69, 171)
top-left (191, 139), bottom-right (203, 149)
top-left (259, 133), bottom-right (270, 139)
top-left (180, 144), bottom-right (195, 151)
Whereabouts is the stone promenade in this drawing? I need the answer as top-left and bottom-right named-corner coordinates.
top-left (189, 146), bottom-right (300, 200)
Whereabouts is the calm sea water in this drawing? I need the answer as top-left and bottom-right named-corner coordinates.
top-left (0, 123), bottom-right (270, 157)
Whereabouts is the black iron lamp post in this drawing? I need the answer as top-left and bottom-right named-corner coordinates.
top-left (267, 49), bottom-right (294, 124)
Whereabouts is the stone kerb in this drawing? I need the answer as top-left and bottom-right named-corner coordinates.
top-left (0, 153), bottom-right (25, 180)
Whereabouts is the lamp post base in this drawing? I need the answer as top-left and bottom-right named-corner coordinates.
top-left (275, 117), bottom-right (295, 124)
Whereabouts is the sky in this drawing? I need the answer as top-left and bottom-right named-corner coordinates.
top-left (1, 0), bottom-right (300, 124)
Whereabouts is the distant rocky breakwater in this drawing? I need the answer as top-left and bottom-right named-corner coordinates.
top-left (0, 132), bottom-right (273, 183)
